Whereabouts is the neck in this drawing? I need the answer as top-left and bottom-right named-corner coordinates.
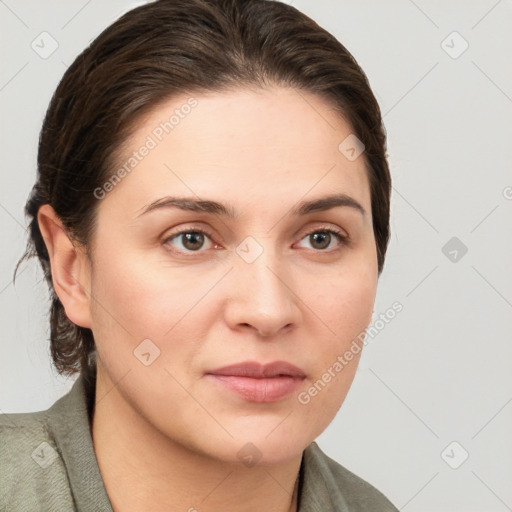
top-left (91, 368), bottom-right (302, 512)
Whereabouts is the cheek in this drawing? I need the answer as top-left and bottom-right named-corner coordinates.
top-left (301, 264), bottom-right (377, 418)
top-left (312, 265), bottom-right (377, 345)
top-left (88, 247), bottom-right (221, 377)
top-left (89, 248), bottom-right (186, 336)
top-left (89, 259), bottom-right (154, 335)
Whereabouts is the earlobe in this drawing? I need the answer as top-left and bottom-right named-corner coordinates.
top-left (37, 204), bottom-right (92, 329)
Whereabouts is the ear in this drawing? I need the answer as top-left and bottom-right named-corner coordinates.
top-left (37, 204), bottom-right (92, 329)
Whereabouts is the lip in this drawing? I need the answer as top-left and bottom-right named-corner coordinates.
top-left (206, 361), bottom-right (306, 403)
top-left (207, 361), bottom-right (306, 378)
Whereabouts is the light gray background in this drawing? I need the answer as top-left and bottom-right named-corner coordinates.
top-left (1, 1), bottom-right (511, 510)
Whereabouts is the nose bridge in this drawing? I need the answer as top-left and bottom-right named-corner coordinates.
top-left (226, 234), bottom-right (299, 335)
top-left (237, 234), bottom-right (288, 301)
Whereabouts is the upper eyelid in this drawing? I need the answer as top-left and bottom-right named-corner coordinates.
top-left (165, 222), bottom-right (348, 238)
top-left (163, 224), bottom-right (349, 249)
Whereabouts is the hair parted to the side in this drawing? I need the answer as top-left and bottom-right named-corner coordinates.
top-left (14, 0), bottom-right (391, 382)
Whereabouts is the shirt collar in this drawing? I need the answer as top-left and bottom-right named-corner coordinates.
top-left (46, 373), bottom-right (112, 511)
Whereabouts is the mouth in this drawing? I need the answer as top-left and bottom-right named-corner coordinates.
top-left (207, 360), bottom-right (306, 378)
top-left (206, 360), bottom-right (306, 403)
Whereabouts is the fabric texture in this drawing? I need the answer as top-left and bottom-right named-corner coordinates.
top-left (1, 375), bottom-right (398, 511)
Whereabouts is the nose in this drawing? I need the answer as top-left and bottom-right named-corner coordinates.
top-left (223, 240), bottom-right (302, 338)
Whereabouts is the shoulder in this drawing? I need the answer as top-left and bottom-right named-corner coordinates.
top-left (303, 441), bottom-right (399, 511)
top-left (0, 406), bottom-right (58, 469)
top-left (0, 399), bottom-right (76, 510)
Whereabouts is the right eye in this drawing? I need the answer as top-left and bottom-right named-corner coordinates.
top-left (163, 228), bottom-right (221, 254)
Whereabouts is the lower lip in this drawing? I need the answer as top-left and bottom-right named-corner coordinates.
top-left (206, 375), bottom-right (305, 402)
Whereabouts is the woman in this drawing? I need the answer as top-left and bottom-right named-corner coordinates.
top-left (1, 0), bottom-right (397, 510)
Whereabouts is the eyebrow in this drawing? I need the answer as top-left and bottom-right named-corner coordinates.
top-left (136, 193), bottom-right (366, 218)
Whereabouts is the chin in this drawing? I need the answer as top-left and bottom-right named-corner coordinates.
top-left (192, 428), bottom-right (309, 467)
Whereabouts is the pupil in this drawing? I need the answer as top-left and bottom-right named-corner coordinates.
top-left (183, 232), bottom-right (203, 250)
top-left (312, 232), bottom-right (329, 249)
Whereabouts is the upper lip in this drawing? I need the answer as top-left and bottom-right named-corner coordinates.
top-left (207, 361), bottom-right (306, 378)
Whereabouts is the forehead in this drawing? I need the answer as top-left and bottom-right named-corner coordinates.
top-left (102, 86), bottom-right (371, 218)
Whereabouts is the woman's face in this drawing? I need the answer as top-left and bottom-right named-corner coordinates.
top-left (87, 86), bottom-right (378, 464)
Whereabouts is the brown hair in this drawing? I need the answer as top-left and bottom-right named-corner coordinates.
top-left (15, 0), bottom-right (391, 380)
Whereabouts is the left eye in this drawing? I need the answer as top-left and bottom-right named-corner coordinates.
top-left (296, 229), bottom-right (347, 251)
top-left (164, 228), bottom-right (347, 254)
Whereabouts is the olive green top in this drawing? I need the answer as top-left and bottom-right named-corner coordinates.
top-left (0, 375), bottom-right (398, 511)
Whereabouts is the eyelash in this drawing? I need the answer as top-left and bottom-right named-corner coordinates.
top-left (163, 225), bottom-right (349, 255)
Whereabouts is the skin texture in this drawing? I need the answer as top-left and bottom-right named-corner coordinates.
top-left (38, 86), bottom-right (378, 512)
